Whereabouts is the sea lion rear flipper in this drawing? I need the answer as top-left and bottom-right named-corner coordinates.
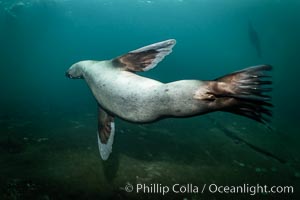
top-left (112, 39), bottom-right (176, 72)
top-left (197, 65), bottom-right (273, 125)
top-left (97, 106), bottom-right (115, 160)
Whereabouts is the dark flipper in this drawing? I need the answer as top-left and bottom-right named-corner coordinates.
top-left (112, 39), bottom-right (176, 72)
top-left (207, 65), bottom-right (273, 124)
top-left (97, 106), bottom-right (115, 160)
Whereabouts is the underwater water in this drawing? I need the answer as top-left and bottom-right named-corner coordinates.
top-left (0, 0), bottom-right (300, 199)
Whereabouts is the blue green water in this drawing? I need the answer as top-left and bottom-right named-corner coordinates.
top-left (0, 0), bottom-right (299, 199)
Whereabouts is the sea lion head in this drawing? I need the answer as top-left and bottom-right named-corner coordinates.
top-left (65, 61), bottom-right (87, 79)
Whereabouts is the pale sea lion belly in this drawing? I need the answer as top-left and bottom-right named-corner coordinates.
top-left (84, 61), bottom-right (209, 123)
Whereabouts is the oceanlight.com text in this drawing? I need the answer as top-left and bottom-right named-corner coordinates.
top-left (123, 183), bottom-right (294, 196)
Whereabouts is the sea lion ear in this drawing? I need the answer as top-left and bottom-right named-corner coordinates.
top-left (112, 39), bottom-right (176, 72)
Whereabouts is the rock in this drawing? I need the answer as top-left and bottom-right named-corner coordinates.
top-left (37, 138), bottom-right (48, 142)
top-left (233, 160), bottom-right (245, 167)
top-left (239, 162), bottom-right (245, 167)
top-left (255, 167), bottom-right (267, 173)
top-left (39, 195), bottom-right (50, 200)
top-left (271, 167), bottom-right (277, 172)
top-left (294, 172), bottom-right (300, 178)
top-left (255, 168), bottom-right (262, 173)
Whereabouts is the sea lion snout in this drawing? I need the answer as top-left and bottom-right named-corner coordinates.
top-left (65, 71), bottom-right (79, 79)
top-left (65, 71), bottom-right (72, 78)
top-left (66, 63), bottom-right (84, 79)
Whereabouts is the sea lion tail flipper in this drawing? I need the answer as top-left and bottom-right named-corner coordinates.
top-left (112, 39), bottom-right (176, 72)
top-left (97, 107), bottom-right (115, 160)
top-left (210, 65), bottom-right (273, 124)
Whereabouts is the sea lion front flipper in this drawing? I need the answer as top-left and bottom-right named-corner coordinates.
top-left (112, 39), bottom-right (176, 72)
top-left (97, 106), bottom-right (115, 160)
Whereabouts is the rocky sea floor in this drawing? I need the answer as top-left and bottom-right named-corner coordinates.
top-left (0, 109), bottom-right (299, 200)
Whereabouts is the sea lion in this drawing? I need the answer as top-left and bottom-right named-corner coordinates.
top-left (66, 39), bottom-right (272, 160)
